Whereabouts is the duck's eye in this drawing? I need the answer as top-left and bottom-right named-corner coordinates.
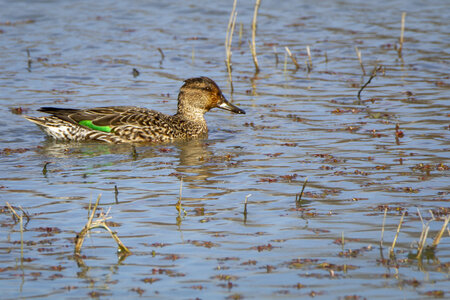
top-left (200, 86), bottom-right (212, 92)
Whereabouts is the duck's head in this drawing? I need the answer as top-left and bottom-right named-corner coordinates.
top-left (177, 77), bottom-right (245, 119)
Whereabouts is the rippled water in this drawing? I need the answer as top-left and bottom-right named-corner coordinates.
top-left (1, 0), bottom-right (449, 299)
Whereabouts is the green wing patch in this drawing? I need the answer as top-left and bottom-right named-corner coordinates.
top-left (79, 120), bottom-right (112, 133)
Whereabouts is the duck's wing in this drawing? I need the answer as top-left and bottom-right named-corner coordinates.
top-left (38, 106), bottom-right (166, 132)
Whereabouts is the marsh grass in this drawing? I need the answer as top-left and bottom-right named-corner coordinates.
top-left (250, 0), bottom-right (261, 72)
top-left (389, 211), bottom-right (405, 257)
top-left (74, 194), bottom-right (131, 256)
top-left (354, 46), bottom-right (366, 75)
top-left (397, 12), bottom-right (406, 58)
top-left (284, 47), bottom-right (300, 70)
top-left (225, 0), bottom-right (237, 92)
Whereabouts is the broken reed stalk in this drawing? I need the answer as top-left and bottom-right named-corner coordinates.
top-left (416, 225), bottom-right (430, 258)
top-left (389, 211), bottom-right (406, 256)
top-left (225, 0), bottom-right (237, 93)
top-left (354, 46), bottom-right (366, 75)
top-left (357, 65), bottom-right (382, 103)
top-left (432, 216), bottom-right (450, 248)
top-left (295, 177), bottom-right (308, 203)
top-left (285, 47), bottom-right (300, 70)
top-left (250, 0), bottom-right (261, 72)
top-left (244, 194), bottom-right (251, 217)
top-left (238, 22), bottom-right (243, 47)
top-left (6, 202), bottom-right (30, 224)
top-left (306, 45), bottom-right (312, 72)
top-left (6, 202), bottom-right (20, 221)
top-left (74, 194), bottom-right (131, 255)
top-left (380, 207), bottom-right (388, 248)
top-left (397, 12), bottom-right (406, 57)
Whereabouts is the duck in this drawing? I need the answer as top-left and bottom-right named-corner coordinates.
top-left (24, 77), bottom-right (245, 144)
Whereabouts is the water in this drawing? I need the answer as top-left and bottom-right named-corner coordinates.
top-left (0, 0), bottom-right (449, 299)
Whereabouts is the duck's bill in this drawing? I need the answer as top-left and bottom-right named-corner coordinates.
top-left (218, 99), bottom-right (246, 114)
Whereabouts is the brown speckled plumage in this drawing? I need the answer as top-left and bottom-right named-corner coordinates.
top-left (24, 77), bottom-right (245, 144)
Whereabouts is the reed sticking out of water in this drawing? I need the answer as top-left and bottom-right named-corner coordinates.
top-left (295, 177), bottom-right (308, 204)
top-left (176, 178), bottom-right (187, 217)
top-left (250, 0), bottom-right (261, 72)
top-left (285, 47), bottom-right (300, 70)
top-left (416, 224), bottom-right (430, 258)
top-left (357, 65), bottom-right (383, 103)
top-left (244, 194), bottom-right (251, 214)
top-left (6, 202), bottom-right (26, 264)
top-left (431, 216), bottom-right (450, 248)
top-left (397, 12), bottom-right (406, 58)
top-left (6, 202), bottom-right (30, 224)
top-left (225, 0), bottom-right (237, 93)
top-left (243, 194), bottom-right (251, 222)
top-left (380, 207), bottom-right (388, 248)
top-left (389, 211), bottom-right (405, 256)
top-left (306, 46), bottom-right (312, 72)
top-left (74, 194), bottom-right (131, 256)
top-left (354, 46), bottom-right (366, 75)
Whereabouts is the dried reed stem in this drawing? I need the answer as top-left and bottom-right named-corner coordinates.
top-left (74, 194), bottom-right (131, 255)
top-left (225, 0), bottom-right (238, 92)
top-left (354, 46), bottom-right (366, 75)
top-left (397, 12), bottom-right (406, 57)
top-left (6, 202), bottom-right (30, 224)
top-left (244, 194), bottom-right (251, 218)
top-left (295, 177), bottom-right (308, 203)
top-left (306, 45), bottom-right (312, 72)
top-left (6, 202), bottom-right (20, 221)
top-left (285, 47), bottom-right (300, 70)
top-left (432, 216), bottom-right (450, 248)
top-left (250, 0), bottom-right (261, 72)
top-left (380, 207), bottom-right (388, 247)
top-left (389, 211), bottom-right (405, 256)
top-left (416, 225), bottom-right (429, 258)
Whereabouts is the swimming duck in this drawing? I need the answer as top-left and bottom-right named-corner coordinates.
top-left (24, 77), bottom-right (245, 143)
